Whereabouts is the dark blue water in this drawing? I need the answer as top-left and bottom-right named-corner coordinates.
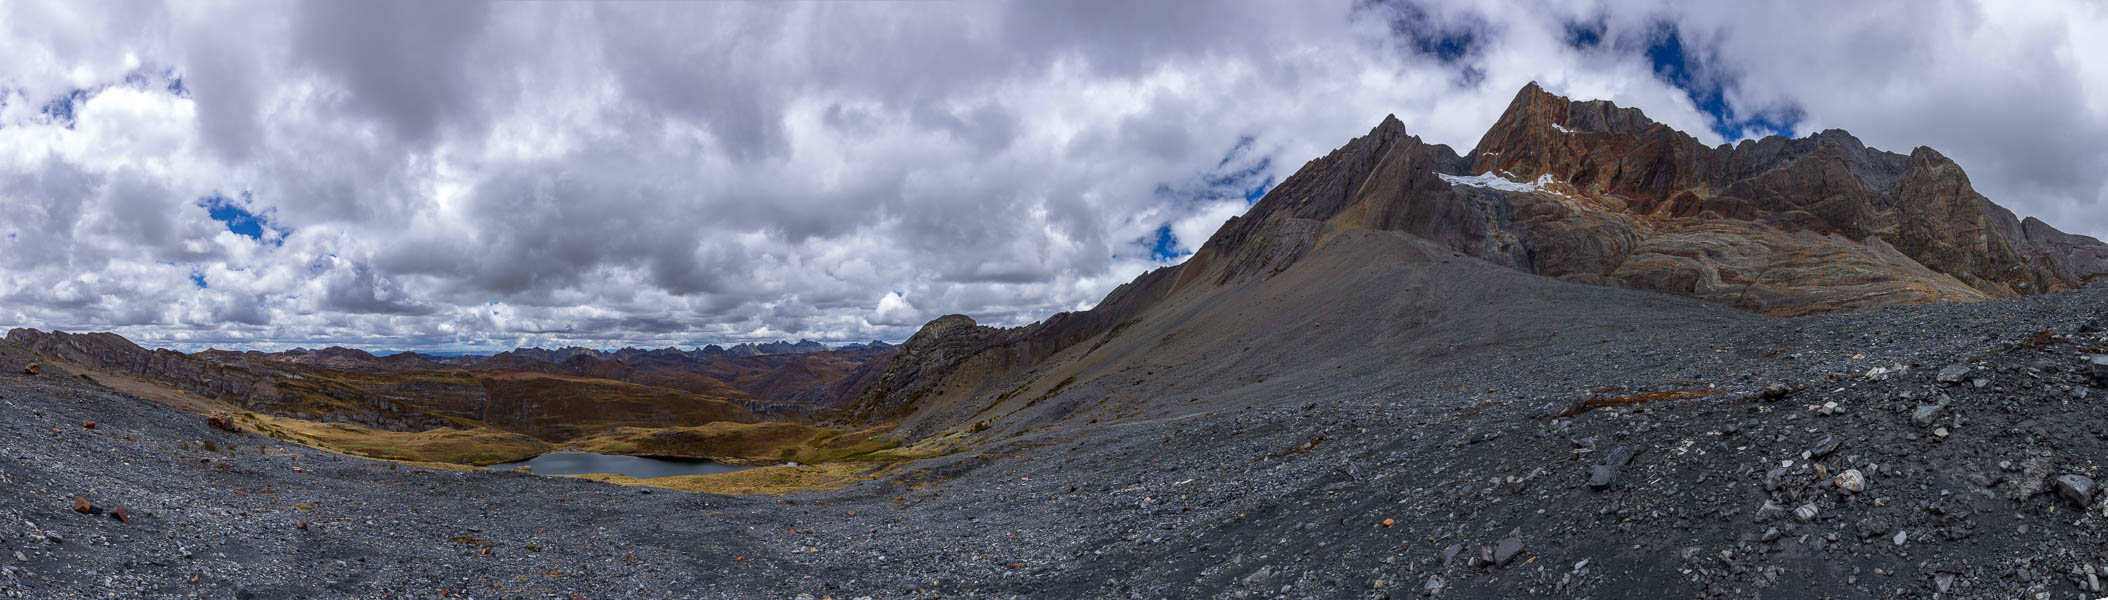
top-left (491, 452), bottom-right (753, 478)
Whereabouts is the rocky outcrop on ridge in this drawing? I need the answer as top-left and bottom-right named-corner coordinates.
top-left (3, 329), bottom-right (456, 431)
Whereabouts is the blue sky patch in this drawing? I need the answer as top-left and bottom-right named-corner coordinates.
top-left (199, 194), bottom-right (290, 245)
top-left (1244, 175), bottom-right (1276, 204)
top-left (190, 272), bottom-right (208, 289)
top-left (1642, 23), bottom-right (1801, 142)
top-left (1359, 0), bottom-right (1486, 85)
top-left (1563, 19), bottom-right (1606, 49)
top-left (1146, 225), bottom-right (1182, 262)
top-left (40, 89), bottom-right (91, 129)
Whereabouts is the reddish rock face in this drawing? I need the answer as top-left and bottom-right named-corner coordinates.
top-left (1177, 82), bottom-right (2108, 316)
top-left (1443, 82), bottom-right (2106, 314)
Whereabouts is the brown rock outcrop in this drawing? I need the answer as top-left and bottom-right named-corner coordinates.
top-left (1452, 82), bottom-right (2107, 313)
top-left (207, 412), bottom-right (238, 433)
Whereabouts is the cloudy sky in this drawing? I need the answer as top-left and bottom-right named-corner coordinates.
top-left (2, 0), bottom-right (2104, 352)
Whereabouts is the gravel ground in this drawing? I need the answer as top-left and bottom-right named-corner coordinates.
top-left (4, 276), bottom-right (2107, 599)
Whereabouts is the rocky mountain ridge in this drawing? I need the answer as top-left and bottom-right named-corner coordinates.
top-left (848, 82), bottom-right (2108, 438)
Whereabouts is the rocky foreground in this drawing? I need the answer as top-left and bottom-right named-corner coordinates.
top-left (1, 276), bottom-right (2105, 598)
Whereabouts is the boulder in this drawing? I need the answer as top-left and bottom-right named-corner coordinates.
top-left (23, 362), bottom-right (39, 375)
top-left (73, 496), bottom-right (91, 514)
top-left (2091, 355), bottom-right (2108, 381)
top-left (207, 412), bottom-right (239, 433)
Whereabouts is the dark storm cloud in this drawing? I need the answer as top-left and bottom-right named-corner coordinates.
top-left (0, 0), bottom-right (2102, 352)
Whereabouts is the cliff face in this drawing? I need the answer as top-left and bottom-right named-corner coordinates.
top-left (1454, 83), bottom-right (2106, 313)
top-left (1201, 81), bottom-right (2108, 316)
top-left (847, 82), bottom-right (2108, 436)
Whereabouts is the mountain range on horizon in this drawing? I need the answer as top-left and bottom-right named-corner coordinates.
top-left (242, 338), bottom-right (895, 365)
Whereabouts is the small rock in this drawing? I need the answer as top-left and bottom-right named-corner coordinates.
top-left (1422, 574), bottom-right (1445, 596)
top-left (10, 551), bottom-right (23, 562)
top-left (1892, 530), bottom-right (1906, 546)
top-left (80, 421), bottom-right (94, 430)
top-left (1469, 546), bottom-right (1493, 568)
top-left (1793, 503), bottom-right (1819, 522)
top-left (1754, 500), bottom-right (1788, 523)
top-left (1761, 527), bottom-right (1780, 542)
top-left (1764, 466), bottom-right (1788, 491)
top-left (1936, 364), bottom-right (1969, 383)
top-left (1910, 403), bottom-right (1944, 427)
top-left (72, 496), bottom-right (90, 515)
top-left (512, 465), bottom-right (532, 474)
top-left (207, 412), bottom-right (238, 433)
top-left (2054, 474), bottom-right (2097, 508)
top-left (1834, 469), bottom-right (1865, 493)
top-left (1493, 536), bottom-right (1524, 566)
top-left (1439, 544), bottom-right (1461, 567)
top-left (1971, 378), bottom-right (1989, 389)
top-left (109, 506), bottom-right (127, 524)
top-left (1585, 446), bottom-right (1638, 490)
top-left (1808, 436), bottom-right (1839, 458)
top-left (2091, 355), bottom-right (2108, 381)
top-left (1760, 383), bottom-right (1792, 400)
top-left (1817, 401), bottom-right (1840, 416)
top-left (1933, 572), bottom-right (1956, 593)
top-left (1933, 427), bottom-right (1949, 438)
top-left (22, 362), bottom-right (38, 376)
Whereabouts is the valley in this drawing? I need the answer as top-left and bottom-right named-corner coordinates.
top-left (5, 84), bottom-right (2108, 599)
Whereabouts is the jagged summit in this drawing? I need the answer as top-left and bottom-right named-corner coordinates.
top-left (1189, 82), bottom-right (2108, 315)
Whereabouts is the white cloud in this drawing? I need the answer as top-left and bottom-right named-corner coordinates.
top-left (0, 0), bottom-right (2101, 352)
top-left (869, 292), bottom-right (923, 328)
